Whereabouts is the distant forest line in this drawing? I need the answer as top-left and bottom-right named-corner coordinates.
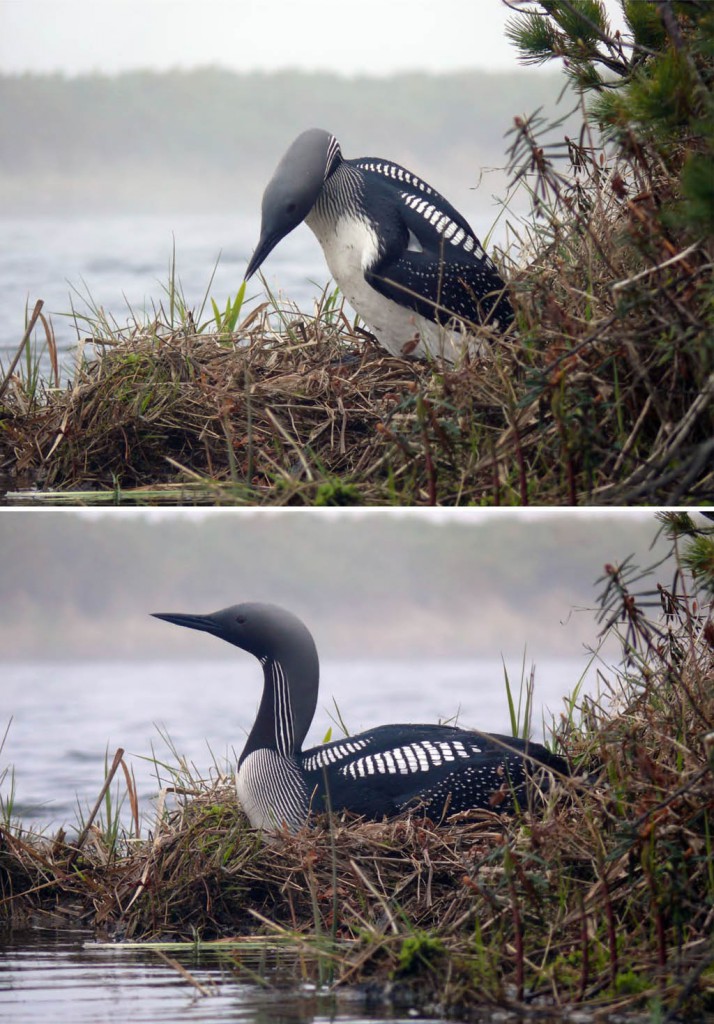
top-left (1, 512), bottom-right (672, 659)
top-left (0, 68), bottom-right (574, 213)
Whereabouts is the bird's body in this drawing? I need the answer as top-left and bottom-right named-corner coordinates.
top-left (246, 130), bottom-right (514, 363)
top-left (153, 602), bottom-right (566, 833)
top-left (239, 723), bottom-right (557, 831)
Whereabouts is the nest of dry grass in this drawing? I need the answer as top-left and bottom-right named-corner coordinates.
top-left (1, 238), bottom-right (711, 508)
top-left (0, 301), bottom-right (512, 504)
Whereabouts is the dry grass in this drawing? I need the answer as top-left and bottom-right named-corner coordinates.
top-left (499, 115), bottom-right (714, 506)
top-left (0, 303), bottom-right (446, 504)
top-left (0, 291), bottom-right (544, 506)
top-left (0, 242), bottom-right (710, 507)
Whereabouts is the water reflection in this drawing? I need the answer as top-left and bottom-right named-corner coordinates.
top-left (0, 928), bottom-right (656, 1023)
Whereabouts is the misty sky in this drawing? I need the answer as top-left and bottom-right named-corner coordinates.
top-left (1, 0), bottom-right (629, 77)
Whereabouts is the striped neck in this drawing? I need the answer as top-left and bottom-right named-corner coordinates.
top-left (324, 133), bottom-right (342, 179)
top-left (239, 650), bottom-right (318, 766)
top-left (312, 161), bottom-right (365, 223)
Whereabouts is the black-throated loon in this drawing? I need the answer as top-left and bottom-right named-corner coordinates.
top-left (153, 602), bottom-right (565, 832)
top-left (245, 129), bottom-right (514, 364)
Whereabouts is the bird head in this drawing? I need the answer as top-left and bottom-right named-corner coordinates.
top-left (152, 601), bottom-right (315, 662)
top-left (245, 128), bottom-right (340, 279)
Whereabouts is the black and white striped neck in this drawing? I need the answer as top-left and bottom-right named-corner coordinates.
top-left (240, 655), bottom-right (303, 764)
top-left (311, 161), bottom-right (365, 223)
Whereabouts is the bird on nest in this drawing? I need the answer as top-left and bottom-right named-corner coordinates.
top-left (153, 602), bottom-right (566, 834)
top-left (245, 129), bottom-right (514, 365)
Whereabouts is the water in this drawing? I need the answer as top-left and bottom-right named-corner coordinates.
top-left (0, 213), bottom-right (328, 376)
top-left (2, 656), bottom-right (590, 830)
top-left (0, 209), bottom-right (499, 377)
top-left (0, 928), bottom-right (430, 1024)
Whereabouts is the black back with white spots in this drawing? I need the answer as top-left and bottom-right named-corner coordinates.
top-left (347, 157), bottom-right (514, 330)
top-left (298, 723), bottom-right (564, 820)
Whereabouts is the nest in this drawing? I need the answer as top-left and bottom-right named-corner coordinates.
top-left (0, 229), bottom-right (712, 506)
top-left (0, 303), bottom-right (517, 504)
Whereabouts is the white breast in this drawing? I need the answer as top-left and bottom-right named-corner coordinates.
top-left (236, 749), bottom-right (310, 832)
top-left (305, 208), bottom-right (479, 364)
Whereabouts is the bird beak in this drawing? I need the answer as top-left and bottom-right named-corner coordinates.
top-left (245, 230), bottom-right (281, 280)
top-left (151, 611), bottom-right (220, 636)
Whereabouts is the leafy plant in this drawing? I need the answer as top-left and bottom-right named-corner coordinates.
top-left (211, 282), bottom-right (247, 339)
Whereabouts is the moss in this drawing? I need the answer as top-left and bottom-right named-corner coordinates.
top-left (395, 933), bottom-right (445, 976)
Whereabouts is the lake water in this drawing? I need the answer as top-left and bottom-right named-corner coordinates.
top-left (0, 213), bottom-right (324, 376)
top-left (0, 928), bottom-right (442, 1024)
top-left (0, 209), bottom-right (499, 377)
top-left (2, 656), bottom-right (593, 831)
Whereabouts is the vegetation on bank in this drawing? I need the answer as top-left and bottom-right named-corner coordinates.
top-left (1, 513), bottom-right (713, 1021)
top-left (1, 0), bottom-right (713, 506)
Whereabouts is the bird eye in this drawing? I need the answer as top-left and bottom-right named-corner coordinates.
top-left (236, 615), bottom-right (246, 624)
top-left (286, 202), bottom-right (297, 214)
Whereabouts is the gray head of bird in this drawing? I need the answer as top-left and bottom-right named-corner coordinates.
top-left (245, 128), bottom-right (337, 279)
top-left (152, 601), bottom-right (318, 665)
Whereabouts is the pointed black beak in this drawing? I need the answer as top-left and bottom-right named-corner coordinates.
top-left (151, 611), bottom-right (220, 636)
top-left (245, 230), bottom-right (281, 280)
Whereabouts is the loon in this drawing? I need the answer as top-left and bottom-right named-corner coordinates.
top-left (153, 602), bottom-right (565, 832)
top-left (245, 129), bottom-right (514, 365)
